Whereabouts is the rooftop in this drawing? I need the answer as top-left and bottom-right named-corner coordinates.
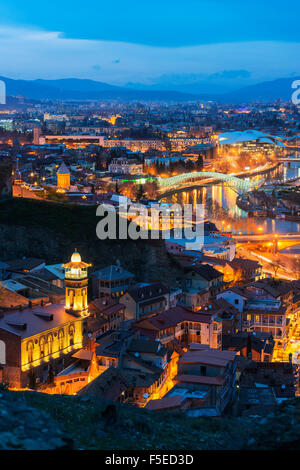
top-left (92, 264), bottom-right (134, 281)
top-left (0, 304), bottom-right (81, 339)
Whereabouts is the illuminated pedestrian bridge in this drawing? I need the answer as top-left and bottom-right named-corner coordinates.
top-left (156, 171), bottom-right (262, 196)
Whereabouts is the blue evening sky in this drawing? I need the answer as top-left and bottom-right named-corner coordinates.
top-left (0, 0), bottom-right (299, 46)
top-left (0, 0), bottom-right (299, 84)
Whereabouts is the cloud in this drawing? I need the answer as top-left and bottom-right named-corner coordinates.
top-left (209, 70), bottom-right (251, 80)
top-left (0, 25), bottom-right (299, 84)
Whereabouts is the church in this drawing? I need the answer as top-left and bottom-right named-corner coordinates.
top-left (56, 162), bottom-right (71, 191)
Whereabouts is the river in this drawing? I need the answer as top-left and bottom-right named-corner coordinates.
top-left (161, 161), bottom-right (300, 235)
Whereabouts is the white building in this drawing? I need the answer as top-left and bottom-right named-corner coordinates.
top-left (166, 233), bottom-right (236, 261)
top-left (108, 158), bottom-right (143, 175)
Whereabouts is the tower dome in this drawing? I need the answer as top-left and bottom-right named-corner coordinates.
top-left (71, 249), bottom-right (81, 263)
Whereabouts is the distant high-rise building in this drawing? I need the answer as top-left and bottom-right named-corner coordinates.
top-left (33, 126), bottom-right (42, 145)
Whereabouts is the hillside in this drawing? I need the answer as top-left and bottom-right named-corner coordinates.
top-left (1, 388), bottom-right (300, 450)
top-left (0, 198), bottom-right (181, 282)
top-left (0, 76), bottom-right (204, 102)
top-left (220, 76), bottom-right (299, 103)
top-left (0, 75), bottom-right (298, 103)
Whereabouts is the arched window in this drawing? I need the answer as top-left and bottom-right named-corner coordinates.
top-left (68, 289), bottom-right (74, 308)
top-left (27, 341), bottom-right (34, 363)
top-left (39, 337), bottom-right (45, 357)
top-left (69, 326), bottom-right (75, 347)
top-left (58, 330), bottom-right (64, 350)
top-left (47, 334), bottom-right (53, 355)
top-left (0, 340), bottom-right (6, 365)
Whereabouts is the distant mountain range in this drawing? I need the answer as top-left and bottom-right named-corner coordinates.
top-left (0, 76), bottom-right (298, 103)
top-left (0, 76), bottom-right (202, 102)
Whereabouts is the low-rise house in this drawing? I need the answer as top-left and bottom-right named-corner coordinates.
top-left (91, 264), bottom-right (134, 299)
top-left (181, 265), bottom-right (224, 302)
top-left (133, 305), bottom-right (222, 350)
top-left (208, 297), bottom-right (241, 336)
top-left (166, 232), bottom-right (236, 261)
top-left (222, 332), bottom-right (274, 362)
top-left (78, 338), bottom-right (179, 407)
top-left (173, 345), bottom-right (237, 414)
top-left (78, 366), bottom-right (159, 406)
top-left (145, 394), bottom-right (194, 412)
top-left (37, 264), bottom-right (66, 289)
top-left (38, 344), bottom-right (100, 395)
top-left (228, 258), bottom-right (262, 284)
top-left (95, 330), bottom-right (135, 373)
top-left (108, 158), bottom-right (143, 175)
top-left (87, 298), bottom-right (125, 338)
top-left (120, 282), bottom-right (170, 321)
top-left (2, 258), bottom-right (46, 279)
top-left (201, 256), bottom-right (262, 284)
top-left (217, 278), bottom-right (294, 348)
top-left (0, 275), bottom-right (64, 308)
top-left (147, 344), bottom-right (237, 416)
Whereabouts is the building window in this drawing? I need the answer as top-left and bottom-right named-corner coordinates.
top-left (48, 334), bottom-right (53, 355)
top-left (27, 341), bottom-right (34, 363)
top-left (69, 326), bottom-right (75, 347)
top-left (40, 337), bottom-right (45, 357)
top-left (58, 330), bottom-right (64, 350)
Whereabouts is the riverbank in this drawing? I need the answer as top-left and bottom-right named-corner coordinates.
top-left (237, 191), bottom-right (300, 222)
top-left (233, 161), bottom-right (280, 180)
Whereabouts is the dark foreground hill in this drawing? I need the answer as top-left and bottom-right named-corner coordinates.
top-left (0, 198), bottom-right (181, 282)
top-left (1, 388), bottom-right (300, 450)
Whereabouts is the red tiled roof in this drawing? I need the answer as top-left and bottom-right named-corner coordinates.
top-left (179, 348), bottom-right (236, 367)
top-left (72, 349), bottom-right (93, 361)
top-left (145, 395), bottom-right (184, 411)
top-left (89, 299), bottom-right (125, 317)
top-left (174, 374), bottom-right (225, 386)
top-left (134, 305), bottom-right (213, 332)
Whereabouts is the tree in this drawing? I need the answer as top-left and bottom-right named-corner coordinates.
top-left (119, 181), bottom-right (138, 200)
top-left (143, 181), bottom-right (158, 200)
top-left (270, 263), bottom-right (280, 278)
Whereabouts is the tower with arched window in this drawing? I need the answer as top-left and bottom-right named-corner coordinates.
top-left (62, 249), bottom-right (91, 317)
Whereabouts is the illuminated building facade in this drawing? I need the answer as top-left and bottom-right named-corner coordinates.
top-left (0, 250), bottom-right (91, 389)
top-left (102, 138), bottom-right (164, 152)
top-left (39, 135), bottom-right (105, 148)
top-left (0, 304), bottom-right (87, 389)
top-left (108, 158), bottom-right (143, 175)
top-left (56, 162), bottom-right (71, 190)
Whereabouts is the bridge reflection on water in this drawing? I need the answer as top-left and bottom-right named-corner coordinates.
top-left (160, 161), bottom-right (300, 235)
